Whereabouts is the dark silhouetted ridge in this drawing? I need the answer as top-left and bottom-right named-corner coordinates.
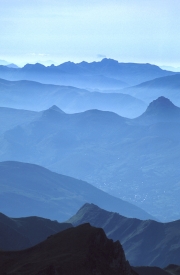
top-left (0, 223), bottom-right (136, 275)
top-left (68, 203), bottom-right (180, 267)
top-left (0, 211), bottom-right (72, 251)
top-left (165, 264), bottom-right (180, 274)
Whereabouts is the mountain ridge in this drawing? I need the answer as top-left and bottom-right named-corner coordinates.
top-left (0, 98), bottom-right (180, 221)
top-left (121, 73), bottom-right (180, 104)
top-left (0, 161), bottom-right (154, 221)
top-left (0, 211), bottom-right (72, 251)
top-left (67, 203), bottom-right (180, 267)
top-left (0, 77), bottom-right (147, 117)
top-left (0, 223), bottom-right (137, 275)
top-left (0, 58), bottom-right (175, 88)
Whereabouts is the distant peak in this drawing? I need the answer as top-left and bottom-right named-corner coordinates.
top-left (79, 203), bottom-right (98, 211)
top-left (23, 63), bottom-right (46, 69)
top-left (48, 105), bottom-right (65, 113)
top-left (148, 96), bottom-right (176, 110)
top-left (139, 96), bottom-right (180, 121)
top-left (101, 58), bottom-right (118, 64)
top-left (6, 63), bottom-right (19, 68)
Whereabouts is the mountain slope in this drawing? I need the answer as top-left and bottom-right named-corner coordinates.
top-left (0, 212), bottom-right (72, 250)
top-left (0, 223), bottom-right (137, 275)
top-left (134, 96), bottom-right (180, 124)
top-left (0, 161), bottom-right (154, 221)
top-left (0, 106), bottom-right (40, 134)
top-left (122, 74), bottom-right (180, 104)
top-left (0, 78), bottom-right (146, 118)
top-left (68, 203), bottom-right (180, 267)
top-left (0, 98), bottom-right (180, 221)
top-left (0, 59), bottom-right (10, 65)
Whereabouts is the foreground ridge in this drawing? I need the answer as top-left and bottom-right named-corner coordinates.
top-left (0, 223), bottom-right (137, 275)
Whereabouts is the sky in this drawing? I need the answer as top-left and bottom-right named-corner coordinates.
top-left (1, 0), bottom-right (180, 66)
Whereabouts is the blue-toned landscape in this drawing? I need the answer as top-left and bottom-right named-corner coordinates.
top-left (0, 1), bottom-right (180, 274)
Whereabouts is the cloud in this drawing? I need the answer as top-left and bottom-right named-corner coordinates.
top-left (38, 53), bottom-right (49, 56)
top-left (97, 54), bottom-right (106, 59)
top-left (27, 53), bottom-right (49, 57)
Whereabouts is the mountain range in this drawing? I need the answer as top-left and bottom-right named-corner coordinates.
top-left (0, 223), bottom-right (137, 275)
top-left (0, 58), bottom-right (175, 89)
top-left (121, 74), bottom-right (180, 105)
top-left (0, 58), bottom-right (179, 274)
top-left (0, 161), bottom-right (153, 221)
top-left (0, 97), bottom-right (179, 221)
top-left (68, 203), bottom-right (180, 268)
top-left (1, 205), bottom-right (180, 274)
top-left (0, 78), bottom-right (146, 118)
top-left (0, 212), bottom-right (72, 251)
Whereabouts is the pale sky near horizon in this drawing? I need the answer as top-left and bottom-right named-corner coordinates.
top-left (1, 0), bottom-right (180, 66)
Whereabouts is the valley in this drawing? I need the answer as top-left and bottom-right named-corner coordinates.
top-left (0, 94), bottom-right (179, 221)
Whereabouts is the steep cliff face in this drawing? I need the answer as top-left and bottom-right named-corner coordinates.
top-left (84, 224), bottom-right (134, 275)
top-left (0, 223), bottom-right (137, 275)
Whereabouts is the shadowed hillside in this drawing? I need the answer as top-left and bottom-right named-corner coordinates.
top-left (0, 223), bottom-right (137, 275)
top-left (0, 161), bottom-right (153, 221)
top-left (68, 203), bottom-right (180, 267)
top-left (122, 74), bottom-right (180, 105)
top-left (0, 212), bottom-right (72, 251)
top-left (133, 266), bottom-right (180, 275)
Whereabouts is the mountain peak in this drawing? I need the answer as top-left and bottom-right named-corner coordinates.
top-left (101, 58), bottom-right (118, 64)
top-left (41, 105), bottom-right (65, 120)
top-left (146, 96), bottom-right (177, 113)
top-left (23, 63), bottom-right (46, 70)
top-left (48, 105), bottom-right (65, 113)
top-left (6, 63), bottom-right (19, 69)
top-left (136, 96), bottom-right (180, 123)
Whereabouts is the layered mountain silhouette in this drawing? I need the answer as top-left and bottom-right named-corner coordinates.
top-left (0, 223), bottom-right (137, 275)
top-left (68, 203), bottom-right (180, 267)
top-left (0, 78), bottom-right (146, 118)
top-left (0, 58), bottom-right (175, 89)
top-left (122, 74), bottom-right (180, 105)
top-left (0, 212), bottom-right (72, 250)
top-left (0, 59), bottom-right (10, 65)
top-left (0, 97), bottom-right (179, 221)
top-left (0, 106), bottom-right (40, 134)
top-left (6, 63), bottom-right (19, 68)
top-left (0, 161), bottom-right (153, 221)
